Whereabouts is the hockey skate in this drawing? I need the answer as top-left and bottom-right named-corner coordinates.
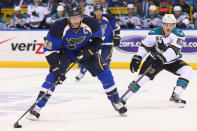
top-left (169, 92), bottom-right (186, 108)
top-left (76, 72), bottom-right (85, 81)
top-left (26, 105), bottom-right (41, 121)
top-left (112, 101), bottom-right (127, 115)
top-left (120, 99), bottom-right (126, 105)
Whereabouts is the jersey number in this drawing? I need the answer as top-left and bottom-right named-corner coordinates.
top-left (43, 40), bottom-right (52, 50)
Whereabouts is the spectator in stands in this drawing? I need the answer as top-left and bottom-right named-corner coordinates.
top-left (27, 0), bottom-right (50, 28)
top-left (137, 0), bottom-right (150, 18)
top-left (194, 10), bottom-right (197, 28)
top-left (177, 0), bottom-right (190, 15)
top-left (142, 5), bottom-right (162, 28)
top-left (101, 0), bottom-right (110, 14)
top-left (9, 6), bottom-right (29, 29)
top-left (173, 6), bottom-right (190, 28)
top-left (149, 0), bottom-right (159, 6)
top-left (59, 0), bottom-right (70, 7)
top-left (79, 0), bottom-right (86, 7)
top-left (45, 0), bottom-right (58, 15)
top-left (109, 0), bottom-right (127, 7)
top-left (14, 0), bottom-right (30, 8)
top-left (84, 0), bottom-right (99, 16)
top-left (46, 5), bottom-right (65, 25)
top-left (132, 0), bottom-right (140, 6)
top-left (0, 14), bottom-right (8, 29)
top-left (119, 4), bottom-right (141, 28)
top-left (0, 0), bottom-right (6, 8)
top-left (1, 0), bottom-right (14, 8)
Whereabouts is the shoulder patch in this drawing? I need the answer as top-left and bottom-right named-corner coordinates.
top-left (176, 38), bottom-right (184, 46)
top-left (49, 18), bottom-right (68, 38)
top-left (148, 27), bottom-right (162, 35)
top-left (82, 16), bottom-right (100, 34)
top-left (172, 28), bottom-right (185, 37)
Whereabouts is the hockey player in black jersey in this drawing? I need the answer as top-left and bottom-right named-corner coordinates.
top-left (27, 2), bottom-right (126, 121)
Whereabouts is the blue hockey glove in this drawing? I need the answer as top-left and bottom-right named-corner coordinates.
top-left (130, 55), bottom-right (142, 73)
top-left (113, 36), bottom-right (120, 47)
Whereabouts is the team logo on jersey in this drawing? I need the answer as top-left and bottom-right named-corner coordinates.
top-left (156, 36), bottom-right (162, 43)
top-left (101, 24), bottom-right (107, 36)
top-left (32, 11), bottom-right (39, 17)
top-left (66, 36), bottom-right (86, 49)
top-left (177, 38), bottom-right (184, 46)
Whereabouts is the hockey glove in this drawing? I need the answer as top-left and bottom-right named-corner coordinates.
top-left (45, 52), bottom-right (66, 83)
top-left (151, 54), bottom-right (166, 69)
top-left (113, 36), bottom-right (120, 47)
top-left (130, 55), bottom-right (142, 73)
top-left (53, 67), bottom-right (66, 84)
top-left (77, 48), bottom-right (94, 62)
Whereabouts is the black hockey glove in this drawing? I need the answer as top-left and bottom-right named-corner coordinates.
top-left (77, 48), bottom-right (94, 62)
top-left (151, 54), bottom-right (166, 69)
top-left (130, 55), bottom-right (142, 73)
top-left (45, 52), bottom-right (66, 84)
top-left (113, 36), bottom-right (120, 47)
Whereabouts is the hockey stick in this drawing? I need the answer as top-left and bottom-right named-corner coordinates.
top-left (118, 65), bottom-right (152, 103)
top-left (13, 60), bottom-right (78, 128)
top-left (101, 42), bottom-right (114, 45)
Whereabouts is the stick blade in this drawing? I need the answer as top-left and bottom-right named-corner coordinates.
top-left (14, 121), bottom-right (22, 128)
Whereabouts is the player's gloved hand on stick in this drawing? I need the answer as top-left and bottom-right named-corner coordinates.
top-left (130, 55), bottom-right (142, 73)
top-left (53, 67), bottom-right (66, 84)
top-left (151, 54), bottom-right (166, 69)
top-left (113, 35), bottom-right (120, 47)
top-left (77, 48), bottom-right (94, 61)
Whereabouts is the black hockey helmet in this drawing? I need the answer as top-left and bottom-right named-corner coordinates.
top-left (65, 2), bottom-right (82, 17)
top-left (94, 3), bottom-right (104, 11)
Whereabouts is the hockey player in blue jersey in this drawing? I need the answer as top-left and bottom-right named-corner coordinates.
top-left (27, 2), bottom-right (126, 120)
top-left (121, 14), bottom-right (193, 108)
top-left (76, 3), bottom-right (120, 81)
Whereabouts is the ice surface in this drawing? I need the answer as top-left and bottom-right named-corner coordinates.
top-left (0, 68), bottom-right (196, 131)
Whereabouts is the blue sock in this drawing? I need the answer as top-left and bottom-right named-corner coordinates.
top-left (36, 72), bottom-right (57, 108)
top-left (97, 69), bottom-right (119, 102)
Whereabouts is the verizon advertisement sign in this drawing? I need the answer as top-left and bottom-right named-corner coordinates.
top-left (0, 30), bottom-right (197, 63)
top-left (0, 30), bottom-right (47, 61)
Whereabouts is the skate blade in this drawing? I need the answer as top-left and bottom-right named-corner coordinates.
top-left (26, 114), bottom-right (38, 121)
top-left (168, 101), bottom-right (185, 108)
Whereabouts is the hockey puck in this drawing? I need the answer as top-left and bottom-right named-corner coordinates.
top-left (14, 122), bottom-right (22, 128)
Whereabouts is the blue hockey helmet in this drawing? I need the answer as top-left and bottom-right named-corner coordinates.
top-left (66, 2), bottom-right (82, 17)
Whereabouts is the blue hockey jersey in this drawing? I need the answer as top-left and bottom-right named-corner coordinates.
top-left (98, 14), bottom-right (119, 43)
top-left (43, 16), bottom-right (102, 60)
